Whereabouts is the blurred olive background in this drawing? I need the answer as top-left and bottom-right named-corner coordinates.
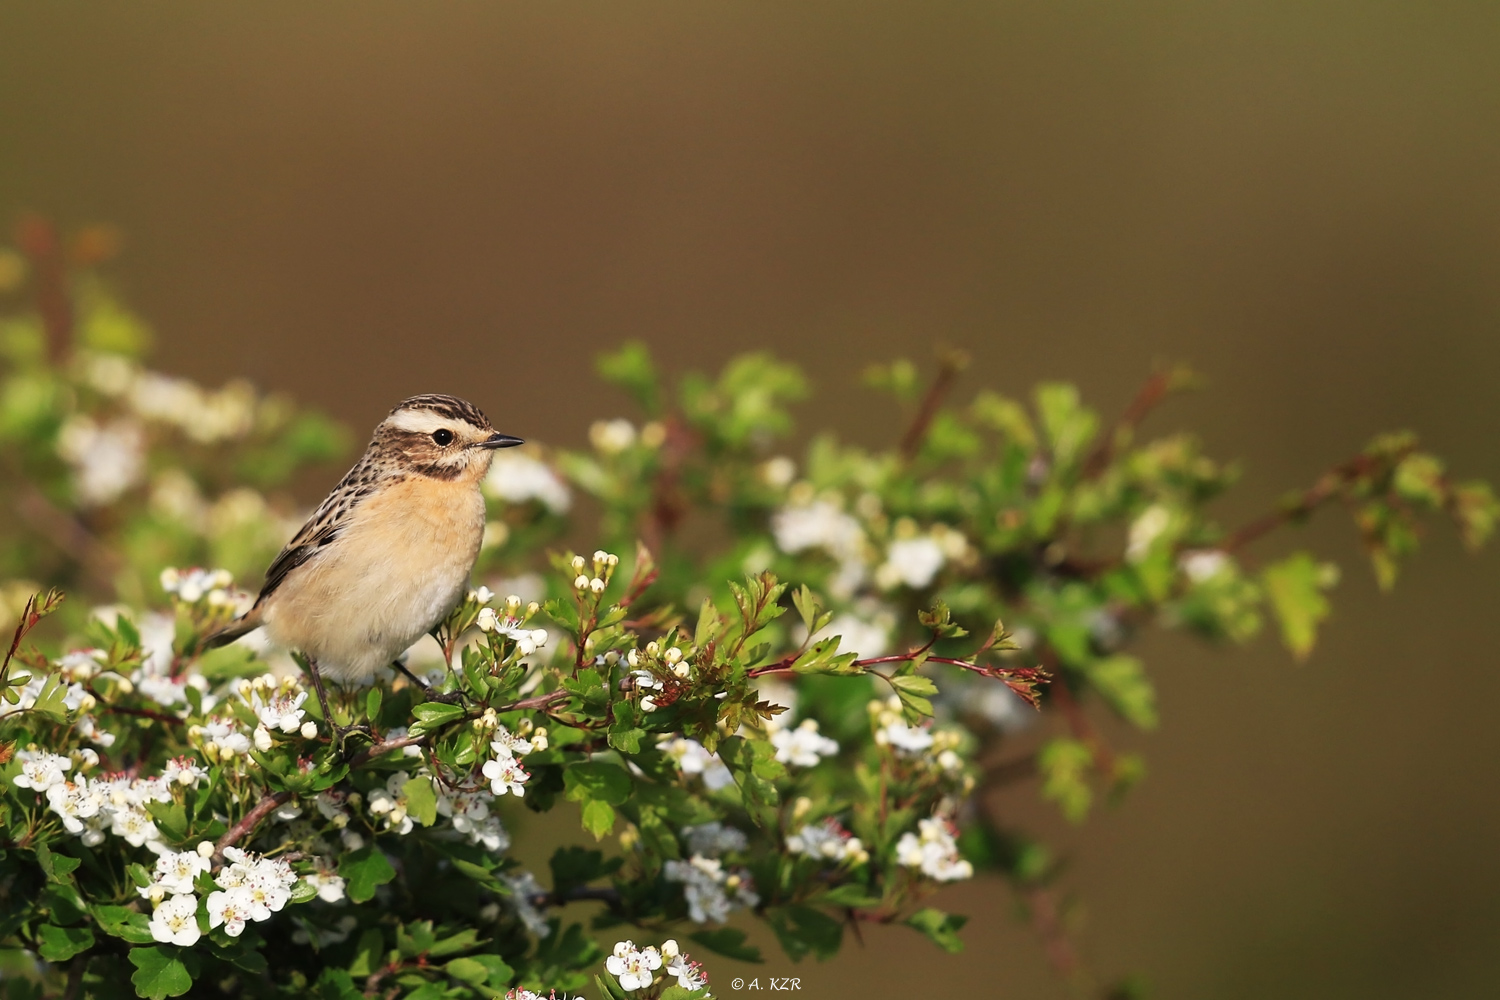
top-left (4, 3), bottom-right (1500, 997)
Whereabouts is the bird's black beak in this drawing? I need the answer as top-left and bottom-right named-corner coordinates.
top-left (479, 433), bottom-right (525, 450)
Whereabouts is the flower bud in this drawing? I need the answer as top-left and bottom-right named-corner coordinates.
top-left (626, 649), bottom-right (640, 667)
top-left (661, 939), bottom-right (680, 960)
top-left (590, 577), bottom-right (605, 594)
top-left (301, 721), bottom-right (318, 739)
top-left (253, 726), bottom-right (273, 752)
top-left (574, 575), bottom-right (591, 591)
top-left (672, 661), bottom-right (690, 679)
top-left (197, 840), bottom-right (215, 858)
top-left (646, 641), bottom-right (660, 656)
top-left (505, 594), bottom-right (522, 615)
top-left (571, 555), bottom-right (587, 573)
top-left (525, 601), bottom-right (540, 618)
top-left (475, 607), bottom-right (498, 633)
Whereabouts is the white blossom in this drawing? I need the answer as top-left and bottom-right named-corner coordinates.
top-left (876, 536), bottom-right (946, 590)
top-left (13, 750), bottom-right (73, 793)
top-left (484, 452), bottom-right (572, 513)
top-left (499, 870), bottom-right (551, 938)
top-left (661, 941), bottom-right (710, 992)
top-left (304, 871), bottom-right (347, 903)
top-left (681, 822), bottom-right (748, 858)
top-left (590, 419), bottom-right (637, 455)
top-left (1180, 549), bottom-right (1230, 582)
top-left (367, 772), bottom-right (418, 834)
top-left (56, 415), bottom-right (146, 505)
top-left (771, 500), bottom-right (868, 597)
top-left (786, 818), bottom-right (867, 865)
top-left (605, 939), bottom-right (663, 992)
top-left (770, 719), bottom-right (839, 768)
top-left (482, 756), bottom-right (529, 797)
top-left (206, 887), bottom-right (255, 937)
top-left (656, 737), bottom-right (735, 791)
top-left (146, 849), bottom-right (211, 897)
top-left (878, 720), bottom-right (935, 754)
top-left (149, 893), bottom-right (202, 947)
top-left (257, 690), bottom-right (308, 733)
top-left (664, 854), bottom-right (759, 924)
top-left (895, 817), bottom-right (973, 882)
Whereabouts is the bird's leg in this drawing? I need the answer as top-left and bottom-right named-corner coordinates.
top-left (304, 657), bottom-right (370, 753)
top-left (392, 661), bottom-right (465, 705)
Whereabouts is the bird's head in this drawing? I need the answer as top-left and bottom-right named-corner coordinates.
top-left (372, 394), bottom-right (523, 483)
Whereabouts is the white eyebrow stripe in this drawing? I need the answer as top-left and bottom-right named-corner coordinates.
top-left (386, 408), bottom-right (460, 435)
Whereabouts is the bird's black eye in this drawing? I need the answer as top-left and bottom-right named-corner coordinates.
top-left (432, 429), bottom-right (455, 446)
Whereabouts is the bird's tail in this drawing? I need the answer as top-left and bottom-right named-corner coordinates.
top-left (201, 608), bottom-right (263, 650)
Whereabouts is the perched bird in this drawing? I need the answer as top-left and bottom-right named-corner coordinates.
top-left (206, 393), bottom-right (522, 729)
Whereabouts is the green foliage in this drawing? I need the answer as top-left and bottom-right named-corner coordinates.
top-left (0, 229), bottom-right (1493, 997)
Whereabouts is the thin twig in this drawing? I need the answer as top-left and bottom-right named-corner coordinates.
top-left (898, 350), bottom-right (969, 460)
top-left (1082, 367), bottom-right (1182, 479)
top-left (61, 953), bottom-right (86, 1000)
top-left (212, 790), bottom-right (293, 866)
top-left (1219, 445), bottom-right (1413, 554)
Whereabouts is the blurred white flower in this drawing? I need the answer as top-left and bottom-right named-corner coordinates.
top-left (484, 452), bottom-right (571, 513)
top-left (56, 415), bottom-right (146, 505)
top-left (895, 817), bottom-right (973, 882)
top-left (876, 536), bottom-right (946, 590)
top-left (1126, 504), bottom-right (1173, 562)
top-left (770, 719), bottom-right (839, 767)
top-left (589, 419), bottom-right (637, 455)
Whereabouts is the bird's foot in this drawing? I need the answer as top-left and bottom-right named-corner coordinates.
top-left (332, 722), bottom-right (374, 758)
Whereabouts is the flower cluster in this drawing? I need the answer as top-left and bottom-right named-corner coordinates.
top-left (786, 817), bottom-right (868, 865)
top-left (205, 846), bottom-right (300, 936)
top-left (604, 937), bottom-right (711, 994)
top-left (896, 816), bottom-right (974, 883)
top-left (664, 825), bottom-right (760, 925)
top-left (483, 722), bottom-right (543, 797)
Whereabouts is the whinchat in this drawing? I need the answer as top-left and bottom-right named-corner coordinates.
top-left (208, 394), bottom-right (522, 723)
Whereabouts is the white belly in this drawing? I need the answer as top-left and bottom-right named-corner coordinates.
top-left (262, 477), bottom-right (485, 682)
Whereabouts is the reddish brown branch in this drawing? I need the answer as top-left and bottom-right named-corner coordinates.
top-left (898, 350), bottom-right (969, 460)
top-left (1219, 445), bottom-right (1413, 554)
top-left (212, 790), bottom-right (293, 866)
top-left (1082, 367), bottom-right (1181, 479)
top-left (16, 214), bottom-right (73, 363)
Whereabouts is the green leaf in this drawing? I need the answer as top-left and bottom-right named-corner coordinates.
top-left (365, 688), bottom-right (383, 724)
top-left (339, 846), bottom-right (396, 904)
top-left (596, 341), bottom-right (661, 414)
top-left (409, 701), bottom-right (465, 733)
top-left (93, 904), bottom-right (156, 944)
top-left (819, 884), bottom-right (883, 908)
top-left (403, 774), bottom-right (438, 827)
top-left (427, 928), bottom-right (479, 957)
top-left (1262, 552), bottom-right (1335, 659)
top-left (347, 928), bottom-right (384, 977)
top-left (717, 735), bottom-right (784, 821)
top-left (1086, 655), bottom-right (1158, 730)
top-left (688, 927), bottom-right (764, 963)
top-left (129, 946), bottom-right (194, 1000)
top-left (443, 957), bottom-right (489, 986)
top-left (905, 908), bottom-right (968, 954)
top-left (767, 904), bottom-right (844, 961)
top-left (550, 845), bottom-right (624, 897)
top-left (562, 761), bottom-right (632, 806)
top-left (1039, 737), bottom-right (1094, 824)
top-left (36, 842), bottom-right (80, 883)
top-left (37, 923), bottom-right (93, 962)
top-left (581, 799), bottom-right (616, 839)
top-left (30, 674), bottom-right (71, 723)
top-left (1035, 381), bottom-right (1099, 468)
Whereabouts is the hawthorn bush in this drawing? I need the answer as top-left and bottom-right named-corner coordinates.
top-left (0, 221), bottom-right (1494, 999)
